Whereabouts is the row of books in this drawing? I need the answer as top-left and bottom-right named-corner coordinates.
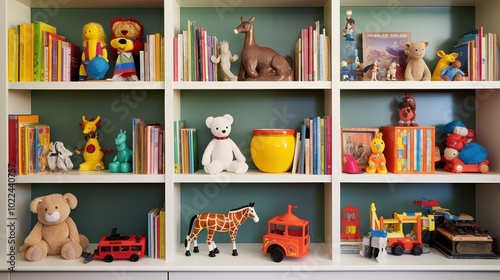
top-left (132, 118), bottom-right (165, 174)
top-left (173, 20), bottom-right (219, 82)
top-left (147, 205), bottom-right (165, 259)
top-left (8, 114), bottom-right (51, 175)
top-left (8, 21), bottom-right (81, 82)
top-left (295, 21), bottom-right (330, 81)
top-left (173, 120), bottom-right (199, 174)
top-left (139, 33), bottom-right (165, 82)
top-left (292, 115), bottom-right (332, 175)
top-left (452, 27), bottom-right (498, 81)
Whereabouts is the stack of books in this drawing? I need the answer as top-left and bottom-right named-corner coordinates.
top-left (173, 20), bottom-right (219, 82)
top-left (131, 118), bottom-right (165, 174)
top-left (291, 115), bottom-right (332, 175)
top-left (173, 119), bottom-right (199, 174)
top-left (9, 21), bottom-right (81, 82)
top-left (147, 205), bottom-right (165, 259)
top-left (295, 21), bottom-right (330, 81)
top-left (8, 114), bottom-right (51, 175)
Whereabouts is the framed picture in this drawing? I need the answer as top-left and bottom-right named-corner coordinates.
top-left (362, 32), bottom-right (411, 81)
top-left (341, 127), bottom-right (379, 170)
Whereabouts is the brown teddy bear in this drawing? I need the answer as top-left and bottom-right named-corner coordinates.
top-left (109, 17), bottom-right (144, 80)
top-left (19, 193), bottom-right (89, 261)
top-left (404, 40), bottom-right (431, 81)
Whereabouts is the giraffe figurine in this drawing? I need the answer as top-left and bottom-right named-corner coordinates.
top-left (185, 202), bottom-right (259, 257)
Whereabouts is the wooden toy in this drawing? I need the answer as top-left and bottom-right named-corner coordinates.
top-left (185, 202), bottom-right (259, 257)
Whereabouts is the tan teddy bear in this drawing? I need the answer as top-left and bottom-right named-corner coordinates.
top-left (404, 40), bottom-right (431, 81)
top-left (19, 193), bottom-right (89, 261)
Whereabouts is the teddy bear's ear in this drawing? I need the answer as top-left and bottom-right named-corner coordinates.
top-left (131, 22), bottom-right (141, 33)
top-left (29, 197), bottom-right (44, 213)
top-left (205, 116), bottom-right (214, 128)
top-left (63, 193), bottom-right (78, 209)
top-left (422, 40), bottom-right (429, 47)
top-left (223, 114), bottom-right (234, 125)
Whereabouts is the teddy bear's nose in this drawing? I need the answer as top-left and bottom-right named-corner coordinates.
top-left (121, 30), bottom-right (128, 36)
top-left (221, 130), bottom-right (226, 134)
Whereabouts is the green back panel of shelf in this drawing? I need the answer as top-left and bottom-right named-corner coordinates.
top-left (339, 6), bottom-right (475, 67)
top-left (180, 183), bottom-right (325, 244)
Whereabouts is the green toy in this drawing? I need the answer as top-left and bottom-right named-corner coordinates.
top-left (109, 129), bottom-right (132, 173)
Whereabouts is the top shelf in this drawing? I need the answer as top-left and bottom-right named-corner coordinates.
top-left (16, 0), bottom-right (480, 9)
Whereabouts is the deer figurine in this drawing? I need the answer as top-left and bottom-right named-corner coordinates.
top-left (233, 16), bottom-right (294, 81)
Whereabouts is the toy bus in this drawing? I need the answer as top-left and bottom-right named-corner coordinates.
top-left (262, 205), bottom-right (309, 262)
top-left (93, 228), bottom-right (146, 262)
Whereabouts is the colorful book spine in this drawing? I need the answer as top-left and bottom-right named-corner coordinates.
top-left (33, 21), bottom-right (57, 81)
top-left (34, 125), bottom-right (50, 173)
top-left (8, 28), bottom-right (19, 82)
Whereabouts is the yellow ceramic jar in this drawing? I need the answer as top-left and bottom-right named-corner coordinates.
top-left (251, 129), bottom-right (296, 173)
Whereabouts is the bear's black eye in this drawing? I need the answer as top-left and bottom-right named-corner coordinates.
top-left (216, 127), bottom-right (219, 130)
top-left (55, 206), bottom-right (58, 209)
top-left (45, 208), bottom-right (47, 211)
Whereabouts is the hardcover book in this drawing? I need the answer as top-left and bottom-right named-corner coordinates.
top-left (33, 21), bottom-right (57, 81)
top-left (362, 32), bottom-right (411, 81)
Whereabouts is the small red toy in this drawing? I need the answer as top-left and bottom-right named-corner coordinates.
top-left (262, 205), bottom-right (309, 262)
top-left (93, 228), bottom-right (146, 262)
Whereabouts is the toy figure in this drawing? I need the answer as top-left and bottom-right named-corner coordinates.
top-left (211, 40), bottom-right (239, 81)
top-left (404, 41), bottom-right (431, 81)
top-left (47, 141), bottom-right (74, 173)
top-left (362, 61), bottom-right (379, 81)
top-left (109, 17), bottom-right (144, 81)
top-left (366, 132), bottom-right (387, 174)
top-left (74, 116), bottom-right (112, 171)
top-left (79, 22), bottom-right (109, 80)
top-left (440, 60), bottom-right (465, 81)
top-left (109, 129), bottom-right (132, 173)
top-left (398, 93), bottom-right (418, 126)
top-left (185, 202), bottom-right (259, 257)
top-left (342, 9), bottom-right (355, 41)
top-left (342, 42), bottom-right (360, 81)
top-left (386, 61), bottom-right (400, 81)
top-left (431, 50), bottom-right (459, 81)
top-left (341, 61), bottom-right (350, 81)
top-left (234, 16), bottom-right (294, 81)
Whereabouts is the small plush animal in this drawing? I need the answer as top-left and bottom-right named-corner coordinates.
top-left (386, 61), bottom-right (400, 81)
top-left (366, 132), bottom-right (387, 174)
top-left (404, 41), bottom-right (431, 81)
top-left (201, 114), bottom-right (248, 175)
top-left (47, 141), bottom-right (74, 173)
top-left (19, 193), bottom-right (89, 261)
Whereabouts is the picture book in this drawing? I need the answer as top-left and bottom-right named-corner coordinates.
top-left (34, 124), bottom-right (50, 173)
top-left (362, 32), bottom-right (411, 81)
top-left (45, 31), bottom-right (65, 82)
top-left (33, 21), bottom-right (57, 81)
top-left (24, 125), bottom-right (36, 175)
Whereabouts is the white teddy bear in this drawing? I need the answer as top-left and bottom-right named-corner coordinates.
top-left (201, 114), bottom-right (248, 175)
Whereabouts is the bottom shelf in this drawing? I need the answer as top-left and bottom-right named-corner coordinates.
top-left (10, 243), bottom-right (500, 272)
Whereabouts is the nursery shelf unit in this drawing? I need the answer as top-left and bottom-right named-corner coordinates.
top-left (2, 0), bottom-right (500, 279)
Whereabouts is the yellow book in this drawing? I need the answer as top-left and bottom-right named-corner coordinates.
top-left (8, 28), bottom-right (19, 82)
top-left (19, 23), bottom-right (34, 82)
top-left (159, 207), bottom-right (165, 259)
top-left (33, 21), bottom-right (56, 81)
top-left (155, 33), bottom-right (161, 81)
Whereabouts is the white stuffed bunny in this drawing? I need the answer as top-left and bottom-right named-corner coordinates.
top-left (201, 114), bottom-right (248, 175)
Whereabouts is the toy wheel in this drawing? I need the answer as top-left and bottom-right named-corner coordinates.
top-left (130, 254), bottom-right (139, 262)
top-left (392, 244), bottom-right (404, 256)
top-left (269, 245), bottom-right (285, 263)
top-left (373, 248), bottom-right (380, 258)
top-left (479, 163), bottom-right (489, 173)
top-left (455, 165), bottom-right (463, 173)
top-left (412, 245), bottom-right (423, 256)
top-left (104, 255), bottom-right (113, 262)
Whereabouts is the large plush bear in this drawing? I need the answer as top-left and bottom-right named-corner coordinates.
top-left (404, 41), bottom-right (431, 81)
top-left (109, 17), bottom-right (144, 80)
top-left (201, 114), bottom-right (248, 175)
top-left (19, 193), bottom-right (89, 261)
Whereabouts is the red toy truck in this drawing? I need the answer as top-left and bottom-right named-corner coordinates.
top-left (262, 205), bottom-right (310, 262)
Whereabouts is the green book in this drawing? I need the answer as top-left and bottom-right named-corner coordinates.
top-left (33, 21), bottom-right (56, 81)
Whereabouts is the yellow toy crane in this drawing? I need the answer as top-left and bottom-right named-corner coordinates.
top-left (366, 202), bottom-right (435, 256)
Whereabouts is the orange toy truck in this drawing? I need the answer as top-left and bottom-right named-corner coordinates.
top-left (262, 205), bottom-right (310, 262)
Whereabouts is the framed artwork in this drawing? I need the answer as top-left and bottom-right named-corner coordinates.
top-left (341, 127), bottom-right (379, 170)
top-left (362, 32), bottom-right (411, 81)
